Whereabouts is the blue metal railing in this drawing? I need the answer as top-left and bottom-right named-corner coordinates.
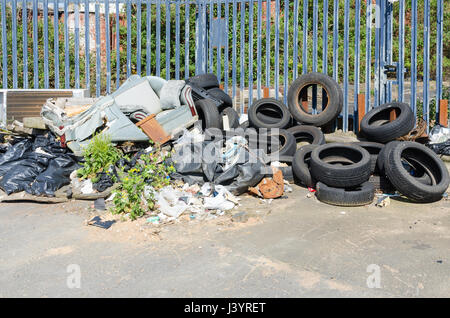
top-left (0, 0), bottom-right (447, 131)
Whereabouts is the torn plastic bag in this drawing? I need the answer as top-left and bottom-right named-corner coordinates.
top-left (169, 142), bottom-right (210, 184)
top-left (0, 143), bottom-right (8, 153)
top-left (29, 155), bottom-right (81, 197)
top-left (427, 140), bottom-right (450, 156)
top-left (0, 133), bottom-right (80, 196)
top-left (170, 139), bottom-right (265, 196)
top-left (93, 171), bottom-right (115, 193)
top-left (429, 125), bottom-right (450, 144)
top-left (214, 149), bottom-right (265, 196)
top-left (203, 186), bottom-right (236, 211)
top-left (0, 139), bottom-right (33, 167)
top-left (155, 186), bottom-right (189, 218)
top-left (32, 134), bottom-right (67, 154)
top-left (0, 133), bottom-right (70, 178)
top-left (0, 159), bottom-right (25, 177)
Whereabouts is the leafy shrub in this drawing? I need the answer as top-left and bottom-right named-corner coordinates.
top-left (77, 134), bottom-right (122, 182)
top-left (111, 150), bottom-right (175, 220)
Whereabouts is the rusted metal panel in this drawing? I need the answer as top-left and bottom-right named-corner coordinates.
top-left (357, 93), bottom-right (365, 131)
top-left (439, 100), bottom-right (448, 128)
top-left (136, 114), bottom-right (171, 145)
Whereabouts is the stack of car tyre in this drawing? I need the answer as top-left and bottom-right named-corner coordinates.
top-left (292, 101), bottom-right (450, 206)
top-left (287, 80), bottom-right (450, 206)
top-left (188, 73), bottom-right (450, 205)
top-left (308, 143), bottom-right (375, 207)
top-left (244, 73), bottom-right (343, 183)
top-left (247, 72), bottom-right (344, 130)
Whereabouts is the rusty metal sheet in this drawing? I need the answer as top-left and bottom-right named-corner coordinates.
top-left (249, 168), bottom-right (285, 199)
top-left (136, 114), bottom-right (171, 145)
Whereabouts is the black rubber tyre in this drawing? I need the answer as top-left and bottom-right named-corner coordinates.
top-left (249, 98), bottom-right (292, 129)
top-left (316, 182), bottom-right (375, 207)
top-left (195, 99), bottom-right (222, 130)
top-left (353, 142), bottom-right (384, 174)
top-left (254, 106), bottom-right (284, 124)
top-left (259, 129), bottom-right (297, 158)
top-left (368, 174), bottom-right (395, 193)
top-left (385, 141), bottom-right (450, 203)
top-left (288, 125), bottom-right (326, 147)
top-left (207, 87), bottom-right (233, 108)
top-left (186, 73), bottom-right (220, 89)
top-left (220, 107), bottom-right (239, 129)
top-left (279, 166), bottom-right (294, 183)
top-left (287, 72), bottom-right (343, 127)
top-left (310, 143), bottom-right (372, 188)
top-left (377, 141), bottom-right (401, 175)
top-left (292, 145), bottom-right (319, 188)
top-left (257, 112), bottom-right (283, 125)
top-left (360, 102), bottom-right (415, 143)
top-left (270, 155), bottom-right (293, 164)
top-left (377, 141), bottom-right (434, 184)
top-left (401, 156), bottom-right (433, 185)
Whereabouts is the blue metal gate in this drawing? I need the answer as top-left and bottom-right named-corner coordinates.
top-left (0, 0), bottom-right (448, 131)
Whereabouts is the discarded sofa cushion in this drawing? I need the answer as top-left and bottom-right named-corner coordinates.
top-left (159, 80), bottom-right (186, 110)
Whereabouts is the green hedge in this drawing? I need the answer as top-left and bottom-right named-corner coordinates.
top-left (0, 0), bottom-right (448, 96)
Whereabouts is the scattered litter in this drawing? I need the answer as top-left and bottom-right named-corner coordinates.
top-left (80, 180), bottom-right (94, 194)
top-left (376, 196), bottom-right (391, 208)
top-left (429, 125), bottom-right (450, 144)
top-left (155, 186), bottom-right (190, 218)
top-left (106, 192), bottom-right (116, 202)
top-left (260, 198), bottom-right (274, 204)
top-left (284, 184), bottom-right (293, 193)
top-left (86, 216), bottom-right (115, 229)
top-left (146, 216), bottom-right (160, 224)
top-left (203, 186), bottom-right (236, 211)
top-left (170, 133), bottom-right (265, 195)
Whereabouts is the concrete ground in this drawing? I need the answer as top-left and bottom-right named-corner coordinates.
top-left (0, 185), bottom-right (449, 298)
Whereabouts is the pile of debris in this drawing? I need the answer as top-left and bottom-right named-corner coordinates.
top-left (0, 71), bottom-right (448, 223)
top-left (0, 73), bottom-right (293, 222)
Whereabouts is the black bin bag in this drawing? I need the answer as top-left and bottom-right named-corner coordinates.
top-left (0, 153), bottom-right (51, 195)
top-left (29, 155), bottom-right (80, 197)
